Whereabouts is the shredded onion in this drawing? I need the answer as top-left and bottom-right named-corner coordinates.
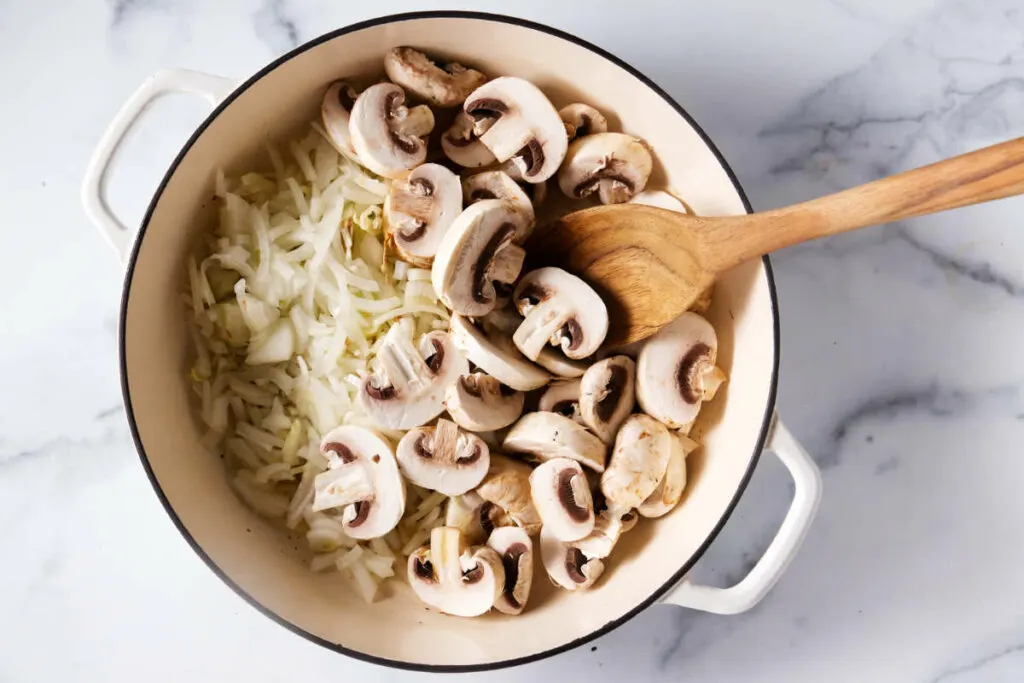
top-left (186, 124), bottom-right (451, 603)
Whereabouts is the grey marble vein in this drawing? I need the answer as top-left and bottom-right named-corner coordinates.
top-left (0, 404), bottom-right (124, 469)
top-left (109, 0), bottom-right (168, 29)
top-left (819, 384), bottom-right (1019, 468)
top-left (929, 642), bottom-right (1024, 683)
top-left (254, 0), bottom-right (299, 54)
top-left (893, 225), bottom-right (1024, 297)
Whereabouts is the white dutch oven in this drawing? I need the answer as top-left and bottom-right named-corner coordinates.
top-left (82, 12), bottom-right (822, 672)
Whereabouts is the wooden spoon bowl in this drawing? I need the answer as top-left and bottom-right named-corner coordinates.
top-left (530, 136), bottom-right (1024, 346)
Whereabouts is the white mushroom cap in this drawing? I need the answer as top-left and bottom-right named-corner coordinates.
top-left (449, 314), bottom-right (550, 392)
top-left (383, 47), bottom-right (487, 107)
top-left (579, 355), bottom-right (636, 444)
top-left (384, 163), bottom-right (462, 267)
top-left (445, 372), bottom-right (524, 432)
top-left (558, 103), bottom-right (609, 141)
top-left (529, 458), bottom-right (595, 542)
top-left (321, 80), bottom-right (361, 161)
top-left (446, 492), bottom-right (514, 545)
top-left (512, 267), bottom-right (609, 361)
top-left (503, 411), bottom-right (607, 473)
top-left (462, 170), bottom-right (535, 241)
top-left (359, 321), bottom-right (468, 430)
top-left (441, 112), bottom-right (497, 168)
top-left (349, 82), bottom-right (435, 179)
top-left (600, 414), bottom-right (672, 510)
top-left (636, 312), bottom-right (726, 430)
top-left (638, 432), bottom-right (697, 518)
top-left (476, 454), bottom-right (543, 535)
top-left (407, 527), bottom-right (504, 617)
top-left (315, 426), bottom-right (406, 540)
top-left (431, 199), bottom-right (527, 317)
top-left (557, 132), bottom-right (653, 204)
top-left (534, 347), bottom-right (588, 378)
top-left (629, 189), bottom-right (688, 213)
top-left (396, 418), bottom-right (489, 496)
top-left (487, 526), bottom-right (534, 615)
top-left (463, 77), bottom-right (568, 183)
top-left (540, 526), bottom-right (605, 591)
top-left (537, 379), bottom-right (583, 422)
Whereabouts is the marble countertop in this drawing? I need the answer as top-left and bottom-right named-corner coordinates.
top-left (3, 0), bottom-right (1024, 680)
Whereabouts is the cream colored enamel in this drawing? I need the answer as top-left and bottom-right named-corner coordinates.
top-left (120, 17), bottom-right (776, 667)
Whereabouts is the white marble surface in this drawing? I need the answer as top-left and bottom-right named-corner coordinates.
top-left (2, 0), bottom-right (1024, 680)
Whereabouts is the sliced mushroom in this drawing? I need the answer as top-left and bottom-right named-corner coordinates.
top-left (445, 372), bottom-right (524, 432)
top-left (449, 313), bottom-right (550, 391)
top-left (573, 508), bottom-right (629, 560)
top-left (500, 160), bottom-right (548, 207)
top-left (638, 432), bottom-right (697, 518)
top-left (503, 411), bottom-right (606, 472)
top-left (619, 508), bottom-right (639, 533)
top-left (530, 458), bottom-right (595, 542)
top-left (407, 527), bottom-right (504, 617)
top-left (462, 170), bottom-right (535, 240)
top-left (463, 77), bottom-right (568, 183)
top-left (601, 414), bottom-right (672, 510)
top-left (487, 526), bottom-right (534, 615)
top-left (476, 454), bottom-right (543, 535)
top-left (579, 356), bottom-right (636, 444)
top-left (538, 379), bottom-right (582, 422)
top-left (445, 492), bottom-right (513, 545)
top-left (558, 132), bottom-right (653, 204)
top-left (359, 321), bottom-right (467, 430)
top-left (349, 82), bottom-right (435, 179)
top-left (534, 347), bottom-right (588, 378)
top-left (629, 189), bottom-right (688, 213)
top-left (383, 47), bottom-right (487, 108)
top-left (321, 80), bottom-right (361, 161)
top-left (636, 312), bottom-right (726, 429)
top-left (313, 426), bottom-right (406, 540)
top-left (512, 267), bottom-right (609, 361)
top-left (558, 103), bottom-right (608, 141)
top-left (540, 527), bottom-right (604, 591)
top-left (396, 418), bottom-right (489, 496)
top-left (431, 199), bottom-right (527, 317)
top-left (441, 112), bottom-right (498, 168)
top-left (384, 163), bottom-right (462, 267)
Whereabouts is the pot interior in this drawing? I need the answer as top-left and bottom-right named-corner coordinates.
top-left (123, 14), bottom-right (778, 669)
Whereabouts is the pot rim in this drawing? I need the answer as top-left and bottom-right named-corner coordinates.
top-left (118, 10), bottom-right (780, 673)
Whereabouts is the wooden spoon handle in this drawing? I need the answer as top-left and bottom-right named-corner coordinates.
top-left (702, 136), bottom-right (1024, 272)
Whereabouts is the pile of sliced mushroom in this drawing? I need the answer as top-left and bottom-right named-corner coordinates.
top-left (310, 46), bottom-right (727, 617)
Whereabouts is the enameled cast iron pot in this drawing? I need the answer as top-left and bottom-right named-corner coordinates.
top-left (81, 11), bottom-right (822, 672)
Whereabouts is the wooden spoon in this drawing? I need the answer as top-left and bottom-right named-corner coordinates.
top-left (528, 136), bottom-right (1024, 347)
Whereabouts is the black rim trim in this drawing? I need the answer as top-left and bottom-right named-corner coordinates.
top-left (119, 10), bottom-right (781, 674)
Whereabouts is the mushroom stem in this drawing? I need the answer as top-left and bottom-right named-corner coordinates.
top-left (393, 104), bottom-right (436, 138)
top-left (431, 418), bottom-right (460, 461)
top-left (598, 180), bottom-right (634, 205)
top-left (487, 243), bottom-right (526, 285)
top-left (512, 298), bottom-right (567, 360)
top-left (431, 527), bottom-right (467, 585)
top-left (387, 193), bottom-right (434, 223)
top-left (377, 331), bottom-right (433, 393)
top-left (702, 365), bottom-right (727, 400)
top-left (311, 460), bottom-right (375, 512)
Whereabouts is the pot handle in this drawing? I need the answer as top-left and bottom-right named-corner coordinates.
top-left (81, 69), bottom-right (236, 263)
top-left (661, 417), bottom-right (822, 614)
